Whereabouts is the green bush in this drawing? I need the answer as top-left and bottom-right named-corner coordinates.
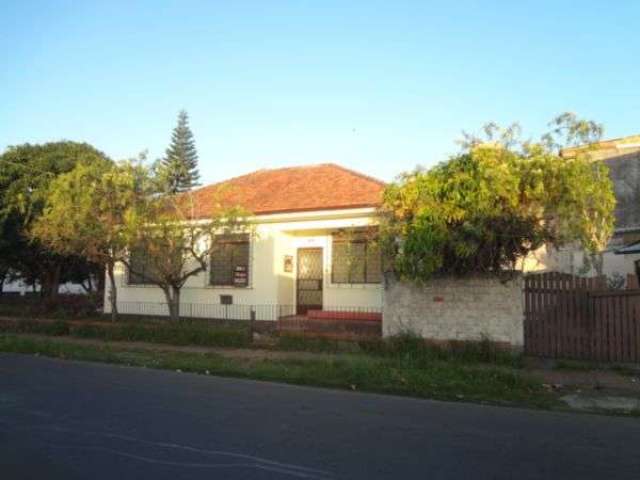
top-left (70, 320), bottom-right (249, 348)
top-left (0, 317), bottom-right (250, 349)
top-left (0, 319), bottom-right (71, 336)
top-left (0, 295), bottom-right (100, 320)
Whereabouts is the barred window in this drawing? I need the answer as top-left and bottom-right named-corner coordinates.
top-left (209, 234), bottom-right (250, 287)
top-left (128, 248), bottom-right (159, 285)
top-left (331, 235), bottom-right (381, 284)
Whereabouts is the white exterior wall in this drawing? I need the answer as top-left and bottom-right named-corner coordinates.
top-left (521, 241), bottom-right (640, 282)
top-left (104, 208), bottom-right (383, 319)
top-left (549, 248), bottom-right (639, 279)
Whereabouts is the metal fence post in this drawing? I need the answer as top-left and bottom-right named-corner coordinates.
top-left (249, 308), bottom-right (256, 344)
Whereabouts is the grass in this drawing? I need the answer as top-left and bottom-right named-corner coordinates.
top-left (277, 332), bottom-right (524, 368)
top-left (0, 333), bottom-right (556, 409)
top-left (0, 316), bottom-right (526, 369)
top-left (0, 318), bottom-right (250, 348)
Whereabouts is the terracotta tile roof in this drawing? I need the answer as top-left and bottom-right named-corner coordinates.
top-left (186, 163), bottom-right (386, 218)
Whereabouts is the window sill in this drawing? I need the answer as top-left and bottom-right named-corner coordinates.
top-left (327, 283), bottom-right (382, 289)
top-left (204, 285), bottom-right (253, 290)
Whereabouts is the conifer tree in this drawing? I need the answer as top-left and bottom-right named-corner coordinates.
top-left (158, 110), bottom-right (200, 193)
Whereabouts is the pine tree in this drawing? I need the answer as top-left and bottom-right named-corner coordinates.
top-left (158, 110), bottom-right (201, 193)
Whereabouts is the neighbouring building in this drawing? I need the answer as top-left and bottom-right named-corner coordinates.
top-left (104, 164), bottom-right (385, 320)
top-left (549, 135), bottom-right (640, 281)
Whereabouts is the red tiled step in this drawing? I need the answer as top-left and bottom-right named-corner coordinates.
top-left (306, 310), bottom-right (382, 322)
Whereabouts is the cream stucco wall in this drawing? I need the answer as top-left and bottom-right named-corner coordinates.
top-left (104, 208), bottom-right (383, 320)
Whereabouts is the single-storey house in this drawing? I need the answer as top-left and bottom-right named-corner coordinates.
top-left (104, 164), bottom-right (385, 320)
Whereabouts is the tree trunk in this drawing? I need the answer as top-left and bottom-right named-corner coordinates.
top-left (163, 286), bottom-right (181, 321)
top-left (107, 261), bottom-right (118, 322)
top-left (81, 275), bottom-right (94, 294)
top-left (590, 252), bottom-right (604, 277)
top-left (42, 264), bottom-right (62, 299)
top-left (51, 264), bottom-right (61, 298)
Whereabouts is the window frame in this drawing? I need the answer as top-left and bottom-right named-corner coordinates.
top-left (208, 233), bottom-right (251, 288)
top-left (331, 235), bottom-right (381, 285)
top-left (126, 248), bottom-right (158, 286)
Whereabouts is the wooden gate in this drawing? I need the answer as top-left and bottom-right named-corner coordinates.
top-left (524, 272), bottom-right (640, 362)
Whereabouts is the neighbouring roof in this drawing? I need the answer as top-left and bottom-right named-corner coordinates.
top-left (185, 163), bottom-right (386, 218)
top-left (563, 134), bottom-right (640, 232)
top-left (615, 240), bottom-right (640, 255)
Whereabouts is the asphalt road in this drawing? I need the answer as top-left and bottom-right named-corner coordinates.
top-left (1, 354), bottom-right (639, 479)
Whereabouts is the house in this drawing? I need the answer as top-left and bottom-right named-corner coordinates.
top-left (548, 134), bottom-right (640, 281)
top-left (103, 164), bottom-right (385, 321)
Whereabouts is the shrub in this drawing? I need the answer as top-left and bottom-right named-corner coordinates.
top-left (70, 320), bottom-right (249, 348)
top-left (380, 116), bottom-right (615, 281)
top-left (0, 295), bottom-right (100, 320)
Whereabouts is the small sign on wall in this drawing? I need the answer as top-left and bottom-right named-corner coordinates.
top-left (234, 265), bottom-right (248, 286)
top-left (283, 255), bottom-right (293, 273)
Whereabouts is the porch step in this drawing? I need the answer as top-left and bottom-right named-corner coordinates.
top-left (307, 310), bottom-right (382, 322)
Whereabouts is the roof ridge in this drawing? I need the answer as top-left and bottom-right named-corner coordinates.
top-left (321, 163), bottom-right (387, 186)
top-left (191, 163), bottom-right (386, 192)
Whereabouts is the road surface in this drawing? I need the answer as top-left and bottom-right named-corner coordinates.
top-left (1, 353), bottom-right (639, 479)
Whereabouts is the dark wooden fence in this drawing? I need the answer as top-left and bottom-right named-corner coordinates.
top-left (524, 272), bottom-right (640, 362)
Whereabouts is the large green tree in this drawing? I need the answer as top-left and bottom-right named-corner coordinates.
top-left (0, 141), bottom-right (111, 297)
top-left (31, 160), bottom-right (148, 320)
top-left (156, 110), bottom-right (201, 193)
top-left (380, 114), bottom-right (616, 281)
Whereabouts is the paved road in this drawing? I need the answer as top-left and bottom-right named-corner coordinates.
top-left (1, 354), bottom-right (639, 479)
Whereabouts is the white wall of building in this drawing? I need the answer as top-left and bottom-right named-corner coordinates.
top-left (104, 208), bottom-right (384, 319)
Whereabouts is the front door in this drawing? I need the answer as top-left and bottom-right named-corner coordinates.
top-left (296, 248), bottom-right (323, 315)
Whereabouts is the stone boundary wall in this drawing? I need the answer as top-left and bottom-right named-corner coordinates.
top-left (383, 275), bottom-right (524, 347)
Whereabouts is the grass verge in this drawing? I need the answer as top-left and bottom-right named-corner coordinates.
top-left (0, 334), bottom-right (556, 409)
top-left (0, 318), bottom-right (249, 348)
top-left (0, 317), bottom-right (524, 369)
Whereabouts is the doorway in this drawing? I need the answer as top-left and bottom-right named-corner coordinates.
top-left (296, 248), bottom-right (323, 315)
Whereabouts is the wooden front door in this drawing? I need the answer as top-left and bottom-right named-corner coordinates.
top-left (296, 248), bottom-right (323, 315)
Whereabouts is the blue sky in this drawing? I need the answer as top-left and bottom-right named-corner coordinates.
top-left (1, 1), bottom-right (639, 184)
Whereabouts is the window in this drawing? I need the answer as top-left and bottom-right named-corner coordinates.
top-left (128, 248), bottom-right (159, 285)
top-left (209, 234), bottom-right (250, 287)
top-left (331, 235), bottom-right (381, 284)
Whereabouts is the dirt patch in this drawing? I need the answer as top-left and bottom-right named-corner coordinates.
top-left (531, 368), bottom-right (640, 393)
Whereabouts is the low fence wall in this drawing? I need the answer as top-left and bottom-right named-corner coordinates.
top-left (383, 275), bottom-right (524, 347)
top-left (111, 302), bottom-right (381, 322)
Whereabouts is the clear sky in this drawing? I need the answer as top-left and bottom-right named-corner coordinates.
top-left (1, 1), bottom-right (639, 184)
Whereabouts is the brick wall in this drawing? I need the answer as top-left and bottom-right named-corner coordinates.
top-left (383, 275), bottom-right (524, 347)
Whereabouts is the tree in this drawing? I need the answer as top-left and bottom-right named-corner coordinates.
top-left (120, 188), bottom-right (250, 321)
top-left (0, 142), bottom-right (111, 298)
top-left (31, 160), bottom-right (147, 320)
top-left (156, 110), bottom-right (201, 193)
top-left (380, 114), bottom-right (616, 281)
